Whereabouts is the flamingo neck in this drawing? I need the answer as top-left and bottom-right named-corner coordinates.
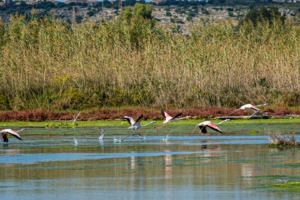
top-left (173, 116), bottom-right (189, 121)
top-left (141, 121), bottom-right (156, 127)
top-left (216, 120), bottom-right (229, 125)
top-left (255, 103), bottom-right (268, 107)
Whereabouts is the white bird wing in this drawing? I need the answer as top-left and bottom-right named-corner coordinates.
top-left (0, 129), bottom-right (23, 140)
top-left (120, 116), bottom-right (135, 126)
top-left (161, 110), bottom-right (173, 121)
top-left (134, 115), bottom-right (144, 126)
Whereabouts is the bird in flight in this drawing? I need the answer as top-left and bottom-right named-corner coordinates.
top-left (120, 115), bottom-right (156, 141)
top-left (155, 109), bottom-right (191, 131)
top-left (230, 103), bottom-right (269, 114)
top-left (189, 119), bottom-right (230, 138)
top-left (0, 128), bottom-right (25, 143)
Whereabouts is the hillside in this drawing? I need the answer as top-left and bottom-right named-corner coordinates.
top-left (0, 3), bottom-right (299, 34)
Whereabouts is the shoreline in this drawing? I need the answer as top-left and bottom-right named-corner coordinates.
top-left (0, 118), bottom-right (299, 127)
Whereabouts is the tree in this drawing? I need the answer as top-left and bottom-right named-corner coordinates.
top-left (119, 7), bottom-right (132, 21)
top-left (132, 3), bottom-right (153, 20)
top-left (124, 0), bottom-right (136, 6)
top-left (241, 6), bottom-right (285, 26)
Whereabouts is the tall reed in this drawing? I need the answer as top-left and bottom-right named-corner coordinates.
top-left (0, 12), bottom-right (299, 111)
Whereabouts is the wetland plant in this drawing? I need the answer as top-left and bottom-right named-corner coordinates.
top-left (268, 132), bottom-right (300, 147)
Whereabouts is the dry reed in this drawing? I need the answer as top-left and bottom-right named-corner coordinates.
top-left (0, 13), bottom-right (300, 111)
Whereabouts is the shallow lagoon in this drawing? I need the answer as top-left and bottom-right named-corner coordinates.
top-left (1, 121), bottom-right (300, 200)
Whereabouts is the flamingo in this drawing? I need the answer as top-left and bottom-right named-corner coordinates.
top-left (230, 103), bottom-right (269, 114)
top-left (0, 128), bottom-right (25, 143)
top-left (189, 119), bottom-right (230, 138)
top-left (155, 109), bottom-right (191, 131)
top-left (120, 115), bottom-right (156, 141)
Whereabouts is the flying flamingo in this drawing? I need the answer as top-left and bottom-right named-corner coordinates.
top-left (0, 128), bottom-right (25, 143)
top-left (120, 115), bottom-right (156, 141)
top-left (189, 119), bottom-right (230, 138)
top-left (230, 103), bottom-right (269, 114)
top-left (155, 109), bottom-right (191, 131)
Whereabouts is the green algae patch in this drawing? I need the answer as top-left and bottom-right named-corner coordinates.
top-left (260, 181), bottom-right (300, 193)
top-left (249, 130), bottom-right (258, 135)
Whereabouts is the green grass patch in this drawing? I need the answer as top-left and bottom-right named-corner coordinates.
top-left (0, 118), bottom-right (300, 127)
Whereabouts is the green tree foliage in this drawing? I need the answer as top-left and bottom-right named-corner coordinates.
top-left (119, 7), bottom-right (132, 21)
top-left (119, 3), bottom-right (155, 48)
top-left (241, 6), bottom-right (285, 27)
top-left (132, 3), bottom-right (153, 20)
top-left (124, 0), bottom-right (136, 6)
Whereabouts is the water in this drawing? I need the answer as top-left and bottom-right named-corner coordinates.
top-left (0, 125), bottom-right (300, 200)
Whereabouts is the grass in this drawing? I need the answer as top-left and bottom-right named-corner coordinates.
top-left (0, 118), bottom-right (299, 127)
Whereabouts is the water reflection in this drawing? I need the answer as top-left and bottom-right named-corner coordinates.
top-left (0, 131), bottom-right (300, 200)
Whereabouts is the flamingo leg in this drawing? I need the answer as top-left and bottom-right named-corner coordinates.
top-left (199, 131), bottom-right (211, 139)
top-left (154, 123), bottom-right (165, 130)
top-left (154, 123), bottom-right (163, 129)
top-left (121, 130), bottom-right (134, 142)
top-left (189, 126), bottom-right (199, 135)
top-left (155, 123), bottom-right (167, 131)
top-left (198, 126), bottom-right (211, 139)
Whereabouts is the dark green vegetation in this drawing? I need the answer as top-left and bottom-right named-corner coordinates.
top-left (240, 6), bottom-right (285, 26)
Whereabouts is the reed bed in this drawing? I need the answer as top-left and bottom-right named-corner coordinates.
top-left (1, 13), bottom-right (300, 111)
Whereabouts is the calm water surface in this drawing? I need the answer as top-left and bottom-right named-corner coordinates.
top-left (0, 124), bottom-right (300, 200)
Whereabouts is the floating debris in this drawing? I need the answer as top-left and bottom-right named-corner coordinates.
top-left (268, 132), bottom-right (299, 147)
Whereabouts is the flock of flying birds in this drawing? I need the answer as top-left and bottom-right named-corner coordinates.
top-left (0, 103), bottom-right (269, 143)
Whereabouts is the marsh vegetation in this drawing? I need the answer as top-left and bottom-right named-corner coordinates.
top-left (0, 4), bottom-right (300, 114)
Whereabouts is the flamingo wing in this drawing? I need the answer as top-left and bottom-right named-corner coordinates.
top-left (206, 122), bottom-right (223, 133)
top-left (120, 116), bottom-right (135, 126)
top-left (199, 126), bottom-right (207, 133)
top-left (250, 105), bottom-right (260, 111)
top-left (171, 113), bottom-right (182, 120)
top-left (1, 133), bottom-right (8, 142)
top-left (230, 109), bottom-right (241, 114)
top-left (161, 110), bottom-right (172, 120)
top-left (1, 129), bottom-right (23, 140)
top-left (134, 114), bottom-right (144, 126)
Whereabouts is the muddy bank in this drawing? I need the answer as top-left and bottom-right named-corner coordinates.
top-left (0, 107), bottom-right (299, 122)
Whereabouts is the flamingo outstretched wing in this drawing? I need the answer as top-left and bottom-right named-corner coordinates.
top-left (206, 123), bottom-right (223, 133)
top-left (0, 129), bottom-right (23, 140)
top-left (120, 116), bottom-right (135, 126)
top-left (161, 110), bottom-right (172, 120)
top-left (230, 109), bottom-right (241, 114)
top-left (199, 126), bottom-right (207, 133)
top-left (171, 113), bottom-right (182, 120)
top-left (134, 115), bottom-right (144, 126)
top-left (250, 105), bottom-right (260, 111)
top-left (1, 134), bottom-right (8, 142)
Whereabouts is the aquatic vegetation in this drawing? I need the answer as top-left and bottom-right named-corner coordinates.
top-left (260, 181), bottom-right (300, 193)
top-left (249, 130), bottom-right (258, 135)
top-left (268, 132), bottom-right (300, 147)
